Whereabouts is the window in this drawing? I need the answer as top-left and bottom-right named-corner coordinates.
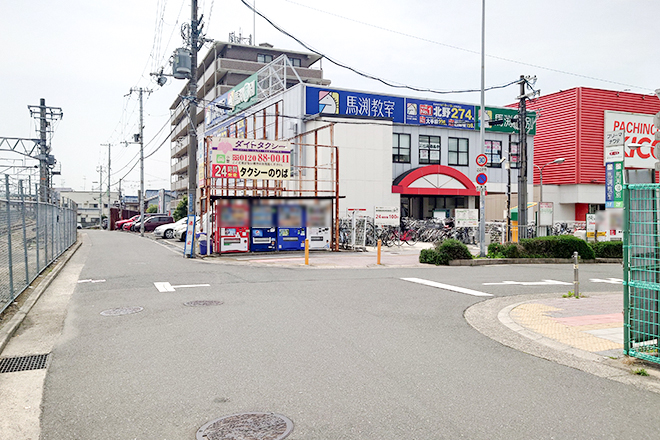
top-left (448, 137), bottom-right (468, 166)
top-left (485, 140), bottom-right (502, 167)
top-left (509, 142), bottom-right (520, 169)
top-left (419, 135), bottom-right (441, 165)
top-left (290, 58), bottom-right (301, 67)
top-left (393, 134), bottom-right (411, 163)
top-left (257, 53), bottom-right (273, 63)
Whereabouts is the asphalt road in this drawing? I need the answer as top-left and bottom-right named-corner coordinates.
top-left (17, 231), bottom-right (660, 439)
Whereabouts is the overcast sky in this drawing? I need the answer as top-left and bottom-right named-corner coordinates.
top-left (1, 0), bottom-right (658, 195)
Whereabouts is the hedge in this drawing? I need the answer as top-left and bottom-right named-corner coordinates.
top-left (487, 236), bottom-right (595, 259)
top-left (590, 241), bottom-right (622, 258)
top-left (420, 239), bottom-right (473, 265)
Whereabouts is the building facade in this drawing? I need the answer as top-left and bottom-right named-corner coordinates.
top-left (59, 190), bottom-right (119, 228)
top-left (169, 41), bottom-right (330, 205)
top-left (520, 87), bottom-right (660, 223)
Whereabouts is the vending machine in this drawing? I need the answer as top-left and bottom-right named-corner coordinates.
top-left (307, 204), bottom-right (331, 250)
top-left (250, 204), bottom-right (277, 252)
top-left (277, 204), bottom-right (306, 251)
top-left (216, 199), bottom-right (250, 253)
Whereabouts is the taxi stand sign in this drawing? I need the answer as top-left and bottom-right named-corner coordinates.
top-left (184, 215), bottom-right (196, 257)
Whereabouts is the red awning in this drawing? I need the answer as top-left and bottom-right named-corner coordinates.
top-left (392, 165), bottom-right (480, 196)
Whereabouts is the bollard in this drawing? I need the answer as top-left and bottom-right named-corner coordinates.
top-left (305, 239), bottom-right (309, 265)
top-left (573, 251), bottom-right (580, 298)
top-left (377, 239), bottom-right (382, 265)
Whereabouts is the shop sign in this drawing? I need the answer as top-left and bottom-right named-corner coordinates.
top-left (306, 86), bottom-right (405, 122)
top-left (205, 74), bottom-right (258, 130)
top-left (586, 214), bottom-right (596, 238)
top-left (208, 137), bottom-right (292, 180)
top-left (605, 162), bottom-right (624, 208)
top-left (475, 106), bottom-right (537, 135)
top-left (455, 209), bottom-right (478, 227)
top-left (405, 99), bottom-right (475, 130)
top-left (539, 202), bottom-right (553, 226)
top-left (605, 111), bottom-right (659, 169)
top-left (374, 206), bottom-right (400, 226)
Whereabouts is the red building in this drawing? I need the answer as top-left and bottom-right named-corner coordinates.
top-left (514, 87), bottom-right (660, 222)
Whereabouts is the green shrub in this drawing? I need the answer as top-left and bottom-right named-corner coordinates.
top-left (436, 239), bottom-right (473, 260)
top-left (502, 243), bottom-right (526, 258)
top-left (488, 243), bottom-right (503, 257)
top-left (420, 239), bottom-right (472, 265)
top-left (591, 241), bottom-right (623, 258)
top-left (518, 235), bottom-right (595, 259)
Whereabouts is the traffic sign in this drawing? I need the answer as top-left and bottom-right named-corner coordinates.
top-left (476, 173), bottom-right (488, 185)
top-left (476, 166), bottom-right (487, 173)
top-left (475, 185), bottom-right (486, 192)
top-left (476, 154), bottom-right (488, 167)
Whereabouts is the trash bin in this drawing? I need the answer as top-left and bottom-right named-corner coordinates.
top-left (197, 233), bottom-right (213, 255)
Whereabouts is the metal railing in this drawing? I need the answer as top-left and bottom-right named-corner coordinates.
top-left (0, 175), bottom-right (78, 315)
top-left (624, 183), bottom-right (660, 364)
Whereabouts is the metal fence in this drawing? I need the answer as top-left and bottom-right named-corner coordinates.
top-left (624, 183), bottom-right (660, 364)
top-left (0, 175), bottom-right (78, 315)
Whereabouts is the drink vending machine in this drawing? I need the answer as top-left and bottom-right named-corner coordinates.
top-left (307, 204), bottom-right (331, 250)
top-left (277, 204), bottom-right (306, 251)
top-left (215, 199), bottom-right (250, 253)
top-left (250, 204), bottom-right (277, 252)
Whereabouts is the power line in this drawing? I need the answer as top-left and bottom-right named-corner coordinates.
top-left (280, 0), bottom-right (654, 92)
top-left (239, 0), bottom-right (518, 95)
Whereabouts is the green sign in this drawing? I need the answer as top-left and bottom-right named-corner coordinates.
top-left (228, 73), bottom-right (258, 115)
top-left (475, 106), bottom-right (536, 135)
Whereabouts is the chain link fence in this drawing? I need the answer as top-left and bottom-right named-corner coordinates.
top-left (0, 175), bottom-right (78, 315)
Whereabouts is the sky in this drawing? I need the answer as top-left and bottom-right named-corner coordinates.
top-left (1, 0), bottom-right (658, 195)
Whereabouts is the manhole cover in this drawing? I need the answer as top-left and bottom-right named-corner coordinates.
top-left (197, 412), bottom-right (293, 440)
top-left (100, 307), bottom-right (144, 316)
top-left (184, 300), bottom-right (224, 307)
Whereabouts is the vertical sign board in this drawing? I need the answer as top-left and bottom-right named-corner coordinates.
top-left (539, 202), bottom-right (553, 226)
top-left (184, 215), bottom-right (196, 257)
top-left (374, 206), bottom-right (400, 226)
top-left (455, 209), bottom-right (478, 227)
top-left (605, 162), bottom-right (624, 208)
top-left (586, 214), bottom-right (596, 240)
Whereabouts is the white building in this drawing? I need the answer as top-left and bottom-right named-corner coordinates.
top-left (59, 190), bottom-right (119, 227)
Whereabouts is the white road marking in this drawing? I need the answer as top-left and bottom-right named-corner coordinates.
top-left (402, 278), bottom-right (493, 297)
top-left (590, 278), bottom-right (623, 284)
top-left (154, 282), bottom-right (210, 292)
top-left (77, 279), bottom-right (106, 284)
top-left (482, 279), bottom-right (572, 286)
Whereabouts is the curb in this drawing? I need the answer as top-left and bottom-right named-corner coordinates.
top-left (449, 257), bottom-right (622, 266)
top-left (0, 239), bottom-right (83, 356)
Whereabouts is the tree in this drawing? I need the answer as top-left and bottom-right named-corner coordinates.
top-left (173, 196), bottom-right (187, 221)
top-left (146, 204), bottom-right (158, 213)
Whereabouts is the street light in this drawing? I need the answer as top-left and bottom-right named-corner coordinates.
top-left (535, 158), bottom-right (564, 235)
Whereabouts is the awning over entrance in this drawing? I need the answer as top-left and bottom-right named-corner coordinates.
top-left (392, 165), bottom-right (480, 196)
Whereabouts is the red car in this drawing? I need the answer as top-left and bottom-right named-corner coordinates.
top-left (132, 215), bottom-right (174, 232)
top-left (115, 215), bottom-right (140, 231)
top-left (122, 215), bottom-right (148, 231)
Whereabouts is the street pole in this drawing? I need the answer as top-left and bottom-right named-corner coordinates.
top-left (101, 143), bottom-right (111, 229)
top-left (39, 99), bottom-right (48, 203)
top-left (129, 88), bottom-right (150, 237)
top-left (98, 166), bottom-right (103, 228)
top-left (478, 0), bottom-right (486, 256)
top-left (187, 0), bottom-right (200, 257)
top-left (517, 76), bottom-right (528, 240)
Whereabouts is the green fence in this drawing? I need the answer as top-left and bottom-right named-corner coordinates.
top-left (624, 183), bottom-right (660, 363)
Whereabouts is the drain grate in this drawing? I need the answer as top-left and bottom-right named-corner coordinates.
top-left (197, 412), bottom-right (293, 440)
top-left (100, 306), bottom-right (144, 316)
top-left (0, 354), bottom-right (50, 374)
top-left (184, 300), bottom-right (224, 307)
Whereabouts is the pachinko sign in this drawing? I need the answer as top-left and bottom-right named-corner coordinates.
top-left (207, 137), bottom-right (292, 180)
top-left (604, 111), bottom-right (659, 169)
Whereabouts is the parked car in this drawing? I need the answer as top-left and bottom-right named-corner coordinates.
top-left (116, 215), bottom-right (140, 230)
top-left (154, 217), bottom-right (187, 239)
top-left (123, 215), bottom-right (148, 231)
top-left (77, 222), bottom-right (82, 229)
top-left (135, 215), bottom-right (174, 232)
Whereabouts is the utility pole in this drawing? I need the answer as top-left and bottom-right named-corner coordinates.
top-left (28, 99), bottom-right (62, 202)
top-left (97, 166), bottom-right (103, 228)
top-left (101, 143), bottom-right (112, 229)
top-left (187, 0), bottom-right (200, 257)
top-left (478, 0), bottom-right (486, 256)
top-left (128, 88), bottom-right (151, 237)
top-left (517, 76), bottom-right (528, 240)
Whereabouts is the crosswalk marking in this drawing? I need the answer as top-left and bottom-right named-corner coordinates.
top-left (483, 279), bottom-right (572, 286)
top-left (402, 278), bottom-right (493, 297)
top-left (589, 278), bottom-right (623, 284)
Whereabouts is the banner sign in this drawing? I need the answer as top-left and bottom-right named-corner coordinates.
top-left (374, 206), bottom-right (400, 226)
top-left (604, 111), bottom-right (659, 169)
top-left (475, 106), bottom-right (537, 135)
top-left (208, 137), bottom-right (292, 180)
top-left (205, 74), bottom-right (258, 130)
top-left (405, 99), bottom-right (475, 130)
top-left (306, 86), bottom-right (405, 122)
top-left (605, 161), bottom-right (624, 208)
top-left (455, 209), bottom-right (478, 227)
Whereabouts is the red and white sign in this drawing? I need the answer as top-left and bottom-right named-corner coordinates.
top-left (347, 207), bottom-right (368, 219)
top-left (476, 154), bottom-right (488, 167)
top-left (605, 111), bottom-right (659, 169)
top-left (374, 206), bottom-right (400, 226)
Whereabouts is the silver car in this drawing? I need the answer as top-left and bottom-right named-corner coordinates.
top-left (154, 217), bottom-right (187, 239)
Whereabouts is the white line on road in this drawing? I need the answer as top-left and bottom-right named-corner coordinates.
top-left (77, 279), bottom-right (106, 284)
top-left (482, 279), bottom-right (572, 286)
top-left (402, 278), bottom-right (493, 297)
top-left (154, 282), bottom-right (211, 292)
top-left (590, 278), bottom-right (623, 284)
